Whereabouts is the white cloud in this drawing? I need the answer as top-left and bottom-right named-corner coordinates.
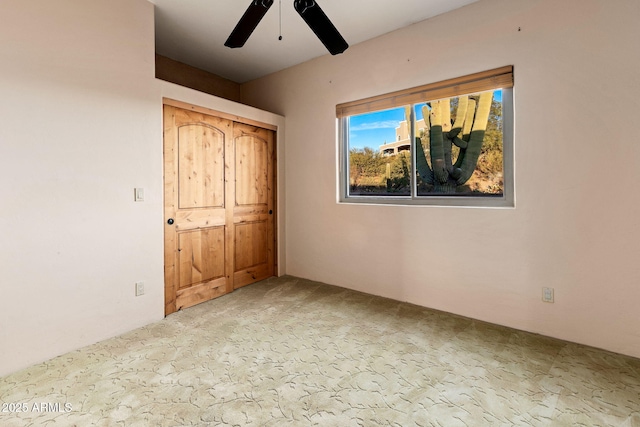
top-left (349, 120), bottom-right (399, 132)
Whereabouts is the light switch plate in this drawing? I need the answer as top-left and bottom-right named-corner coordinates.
top-left (134, 188), bottom-right (144, 202)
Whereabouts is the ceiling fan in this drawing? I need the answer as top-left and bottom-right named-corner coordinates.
top-left (225, 0), bottom-right (349, 55)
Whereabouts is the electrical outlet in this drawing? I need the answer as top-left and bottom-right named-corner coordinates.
top-left (542, 287), bottom-right (554, 303)
top-left (135, 281), bottom-right (145, 296)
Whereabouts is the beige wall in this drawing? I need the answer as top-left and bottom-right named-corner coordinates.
top-left (1, 0), bottom-right (638, 377)
top-left (241, 0), bottom-right (640, 358)
top-left (0, 0), bottom-right (285, 376)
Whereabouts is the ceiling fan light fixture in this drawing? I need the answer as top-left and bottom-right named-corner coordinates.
top-left (224, 0), bottom-right (274, 48)
top-left (293, 0), bottom-right (348, 55)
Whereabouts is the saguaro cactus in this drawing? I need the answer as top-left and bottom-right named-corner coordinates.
top-left (416, 91), bottom-right (494, 193)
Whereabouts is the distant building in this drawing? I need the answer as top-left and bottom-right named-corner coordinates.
top-left (380, 118), bottom-right (426, 155)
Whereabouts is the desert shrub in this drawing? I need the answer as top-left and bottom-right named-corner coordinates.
top-left (388, 151), bottom-right (411, 191)
top-left (349, 147), bottom-right (386, 186)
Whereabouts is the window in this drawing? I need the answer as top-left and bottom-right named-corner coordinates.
top-left (338, 66), bottom-right (514, 207)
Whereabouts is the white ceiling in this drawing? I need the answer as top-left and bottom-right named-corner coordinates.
top-left (150, 0), bottom-right (480, 84)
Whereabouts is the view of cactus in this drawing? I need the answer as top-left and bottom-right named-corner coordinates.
top-left (347, 90), bottom-right (503, 196)
top-left (416, 91), bottom-right (495, 193)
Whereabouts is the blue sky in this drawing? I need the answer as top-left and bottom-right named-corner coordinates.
top-left (348, 107), bottom-right (406, 150)
top-left (348, 90), bottom-right (502, 150)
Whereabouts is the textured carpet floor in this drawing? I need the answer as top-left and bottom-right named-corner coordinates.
top-left (1, 276), bottom-right (640, 426)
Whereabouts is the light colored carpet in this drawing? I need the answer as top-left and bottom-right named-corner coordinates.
top-left (1, 276), bottom-right (639, 426)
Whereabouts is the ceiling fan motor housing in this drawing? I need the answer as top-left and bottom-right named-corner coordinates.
top-left (226, 0), bottom-right (348, 55)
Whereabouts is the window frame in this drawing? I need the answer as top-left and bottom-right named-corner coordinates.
top-left (337, 66), bottom-right (514, 208)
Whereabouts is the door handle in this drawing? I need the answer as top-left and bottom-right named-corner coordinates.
top-left (167, 218), bottom-right (174, 225)
top-left (269, 210), bottom-right (273, 215)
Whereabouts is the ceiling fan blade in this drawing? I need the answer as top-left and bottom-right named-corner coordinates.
top-left (293, 0), bottom-right (348, 55)
top-left (225, 0), bottom-right (274, 48)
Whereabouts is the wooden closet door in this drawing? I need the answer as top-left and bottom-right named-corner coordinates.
top-left (233, 123), bottom-right (276, 289)
top-left (164, 103), bottom-right (277, 315)
top-left (163, 105), bottom-right (234, 315)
